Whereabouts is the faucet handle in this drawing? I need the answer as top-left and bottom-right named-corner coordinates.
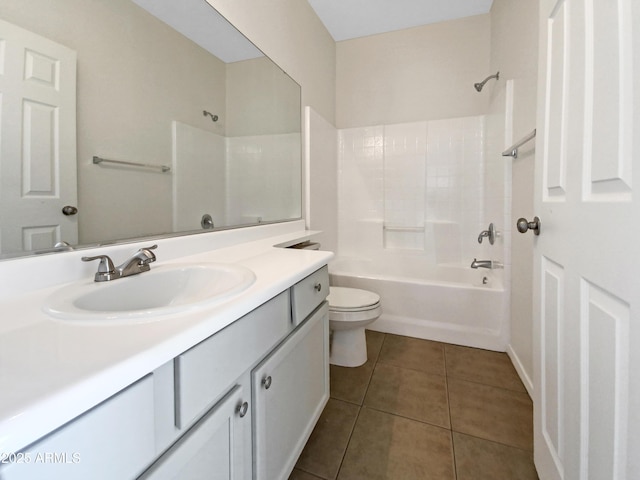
top-left (477, 223), bottom-right (496, 245)
top-left (82, 255), bottom-right (119, 282)
top-left (136, 244), bottom-right (158, 265)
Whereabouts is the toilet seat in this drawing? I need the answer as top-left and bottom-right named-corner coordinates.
top-left (328, 287), bottom-right (380, 312)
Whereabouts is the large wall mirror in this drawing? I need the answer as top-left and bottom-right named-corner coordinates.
top-left (0, 0), bottom-right (302, 259)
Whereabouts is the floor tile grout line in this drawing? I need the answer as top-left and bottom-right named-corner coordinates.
top-left (334, 332), bottom-right (387, 479)
top-left (448, 429), bottom-right (535, 453)
top-left (360, 404), bottom-right (452, 431)
top-left (334, 401), bottom-right (362, 480)
top-left (450, 429), bottom-right (459, 480)
top-left (375, 358), bottom-right (447, 377)
top-left (294, 465), bottom-right (331, 480)
top-left (443, 344), bottom-right (528, 392)
top-left (445, 347), bottom-right (534, 454)
top-left (446, 375), bottom-right (530, 395)
top-left (443, 345), bottom-right (459, 480)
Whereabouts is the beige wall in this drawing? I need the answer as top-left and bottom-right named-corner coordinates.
top-left (336, 14), bottom-right (491, 128)
top-left (490, 0), bottom-right (539, 393)
top-left (205, 0), bottom-right (336, 125)
top-left (226, 57), bottom-right (301, 137)
top-left (490, 1), bottom-right (539, 81)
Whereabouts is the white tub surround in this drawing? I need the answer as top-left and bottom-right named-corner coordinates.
top-left (0, 220), bottom-right (332, 460)
top-left (334, 115), bottom-right (510, 353)
top-left (330, 255), bottom-right (507, 351)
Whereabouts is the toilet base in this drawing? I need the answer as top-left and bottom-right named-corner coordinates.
top-left (330, 327), bottom-right (367, 367)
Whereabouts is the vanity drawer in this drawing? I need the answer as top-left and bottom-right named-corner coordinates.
top-left (291, 266), bottom-right (329, 325)
top-left (175, 291), bottom-right (290, 429)
top-left (0, 376), bottom-right (155, 480)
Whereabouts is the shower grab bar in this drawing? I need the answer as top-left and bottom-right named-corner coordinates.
top-left (502, 129), bottom-right (536, 159)
top-left (93, 156), bottom-right (171, 173)
top-left (383, 225), bottom-right (425, 232)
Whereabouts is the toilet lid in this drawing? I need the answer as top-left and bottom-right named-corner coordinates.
top-left (328, 287), bottom-right (380, 312)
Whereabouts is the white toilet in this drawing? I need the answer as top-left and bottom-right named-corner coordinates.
top-left (327, 286), bottom-right (382, 367)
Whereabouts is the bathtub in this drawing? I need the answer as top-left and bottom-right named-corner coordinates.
top-left (329, 256), bottom-right (508, 351)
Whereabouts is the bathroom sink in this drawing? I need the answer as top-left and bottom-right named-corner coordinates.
top-left (43, 263), bottom-right (256, 323)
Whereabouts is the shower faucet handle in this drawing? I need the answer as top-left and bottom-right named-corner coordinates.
top-left (477, 223), bottom-right (496, 245)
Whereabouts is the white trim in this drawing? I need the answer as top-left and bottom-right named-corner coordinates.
top-left (506, 344), bottom-right (534, 399)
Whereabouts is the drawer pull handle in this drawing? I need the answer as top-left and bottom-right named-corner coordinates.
top-left (237, 401), bottom-right (249, 418)
top-left (262, 375), bottom-right (272, 390)
top-left (314, 283), bottom-right (322, 292)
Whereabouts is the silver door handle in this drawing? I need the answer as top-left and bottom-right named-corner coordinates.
top-left (516, 216), bottom-right (541, 235)
top-left (62, 205), bottom-right (78, 216)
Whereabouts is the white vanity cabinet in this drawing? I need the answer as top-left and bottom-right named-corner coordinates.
top-left (0, 265), bottom-right (330, 480)
top-left (147, 265), bottom-right (329, 480)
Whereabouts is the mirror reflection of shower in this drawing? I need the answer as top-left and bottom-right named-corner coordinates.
top-left (474, 71), bottom-right (500, 92)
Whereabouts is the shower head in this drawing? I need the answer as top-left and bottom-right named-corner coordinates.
top-left (474, 71), bottom-right (500, 92)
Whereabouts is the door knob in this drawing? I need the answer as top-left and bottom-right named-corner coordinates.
top-left (62, 205), bottom-right (78, 216)
top-left (516, 216), bottom-right (541, 235)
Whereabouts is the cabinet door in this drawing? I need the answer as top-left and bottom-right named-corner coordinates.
top-left (140, 384), bottom-right (248, 480)
top-left (253, 303), bottom-right (329, 480)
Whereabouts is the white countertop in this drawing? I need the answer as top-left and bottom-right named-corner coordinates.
top-left (0, 222), bottom-right (333, 454)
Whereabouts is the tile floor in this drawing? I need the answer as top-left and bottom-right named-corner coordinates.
top-left (289, 331), bottom-right (539, 480)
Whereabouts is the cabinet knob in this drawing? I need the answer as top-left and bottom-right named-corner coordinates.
top-left (237, 401), bottom-right (249, 418)
top-left (314, 283), bottom-right (322, 292)
top-left (262, 375), bottom-right (272, 390)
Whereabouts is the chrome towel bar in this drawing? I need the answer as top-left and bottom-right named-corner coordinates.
top-left (93, 156), bottom-right (171, 173)
top-left (502, 129), bottom-right (536, 159)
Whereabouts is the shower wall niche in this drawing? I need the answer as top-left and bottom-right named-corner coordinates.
top-left (338, 116), bottom-right (485, 265)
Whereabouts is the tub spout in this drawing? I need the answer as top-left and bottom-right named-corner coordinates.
top-left (470, 258), bottom-right (492, 269)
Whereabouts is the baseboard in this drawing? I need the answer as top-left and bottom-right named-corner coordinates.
top-left (506, 344), bottom-right (534, 399)
top-left (370, 314), bottom-right (508, 352)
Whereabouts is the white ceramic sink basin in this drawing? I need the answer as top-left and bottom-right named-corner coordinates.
top-left (43, 263), bottom-right (256, 323)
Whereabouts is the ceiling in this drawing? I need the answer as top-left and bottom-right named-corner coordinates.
top-left (307, 0), bottom-right (494, 41)
top-left (133, 0), bottom-right (263, 62)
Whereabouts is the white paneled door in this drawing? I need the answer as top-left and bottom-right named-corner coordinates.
top-left (0, 18), bottom-right (77, 254)
top-left (533, 1), bottom-right (639, 479)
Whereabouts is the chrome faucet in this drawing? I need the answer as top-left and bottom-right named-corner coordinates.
top-left (82, 245), bottom-right (157, 282)
top-left (470, 258), bottom-right (493, 269)
top-left (117, 244), bottom-right (157, 277)
top-left (470, 258), bottom-right (504, 269)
